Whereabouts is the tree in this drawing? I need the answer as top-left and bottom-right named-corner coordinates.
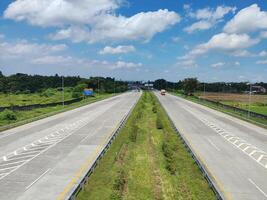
top-left (183, 78), bottom-right (198, 95)
top-left (72, 83), bottom-right (87, 98)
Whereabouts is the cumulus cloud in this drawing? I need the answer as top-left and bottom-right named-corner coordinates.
top-left (176, 59), bottom-right (198, 68)
top-left (110, 61), bottom-right (142, 69)
top-left (184, 5), bottom-right (236, 33)
top-left (256, 60), bottom-right (267, 64)
top-left (232, 50), bottom-right (253, 57)
top-left (99, 45), bottom-right (135, 55)
top-left (224, 4), bottom-right (267, 34)
top-left (0, 40), bottom-right (67, 59)
top-left (234, 61), bottom-right (240, 66)
top-left (188, 33), bottom-right (259, 57)
top-left (211, 62), bottom-right (225, 68)
top-left (4, 0), bottom-right (119, 27)
top-left (260, 31), bottom-right (267, 39)
top-left (259, 51), bottom-right (267, 57)
top-left (50, 9), bottom-right (180, 43)
top-left (4, 0), bottom-right (180, 43)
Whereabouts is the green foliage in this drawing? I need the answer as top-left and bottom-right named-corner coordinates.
top-left (0, 109), bottom-right (17, 120)
top-left (152, 105), bottom-right (157, 113)
top-left (183, 78), bottom-right (199, 95)
top-left (72, 83), bottom-right (87, 98)
top-left (41, 88), bottom-right (55, 97)
top-left (156, 113), bottom-right (163, 129)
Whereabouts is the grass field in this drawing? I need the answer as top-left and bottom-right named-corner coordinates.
top-left (77, 92), bottom-right (215, 200)
top-left (195, 92), bottom-right (267, 116)
top-left (0, 93), bottom-right (114, 131)
top-left (0, 88), bottom-right (74, 107)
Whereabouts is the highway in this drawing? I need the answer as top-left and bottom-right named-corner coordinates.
top-left (155, 92), bottom-right (267, 200)
top-left (0, 91), bottom-right (140, 200)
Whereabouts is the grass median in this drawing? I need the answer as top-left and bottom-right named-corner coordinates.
top-left (77, 92), bottom-right (215, 200)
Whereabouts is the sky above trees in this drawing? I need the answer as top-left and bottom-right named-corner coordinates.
top-left (0, 0), bottom-right (267, 82)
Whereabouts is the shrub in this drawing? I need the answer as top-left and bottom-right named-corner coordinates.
top-left (156, 114), bottom-right (164, 129)
top-left (0, 109), bottom-right (17, 120)
top-left (152, 105), bottom-right (157, 113)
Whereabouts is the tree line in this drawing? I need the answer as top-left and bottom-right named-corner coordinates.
top-left (153, 78), bottom-right (267, 95)
top-left (0, 71), bottom-right (128, 95)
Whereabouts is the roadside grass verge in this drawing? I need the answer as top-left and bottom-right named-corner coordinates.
top-left (77, 92), bottom-right (215, 200)
top-left (171, 92), bottom-right (267, 128)
top-left (0, 93), bottom-right (115, 131)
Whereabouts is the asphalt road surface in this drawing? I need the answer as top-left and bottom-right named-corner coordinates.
top-left (156, 92), bottom-right (267, 200)
top-left (0, 91), bottom-right (140, 200)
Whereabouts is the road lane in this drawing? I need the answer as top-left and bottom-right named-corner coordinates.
top-left (0, 91), bottom-right (141, 200)
top-left (155, 92), bottom-right (267, 200)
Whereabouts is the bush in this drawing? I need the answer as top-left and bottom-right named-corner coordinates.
top-left (152, 105), bottom-right (157, 113)
top-left (72, 83), bottom-right (87, 98)
top-left (0, 109), bottom-right (17, 120)
top-left (156, 114), bottom-right (164, 129)
top-left (41, 89), bottom-right (55, 97)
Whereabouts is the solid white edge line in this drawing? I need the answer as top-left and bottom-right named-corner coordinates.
top-left (26, 168), bottom-right (51, 190)
top-left (248, 178), bottom-right (267, 198)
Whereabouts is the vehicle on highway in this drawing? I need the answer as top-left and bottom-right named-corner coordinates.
top-left (160, 89), bottom-right (166, 95)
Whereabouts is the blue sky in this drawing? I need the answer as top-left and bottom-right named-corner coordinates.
top-left (0, 0), bottom-right (267, 82)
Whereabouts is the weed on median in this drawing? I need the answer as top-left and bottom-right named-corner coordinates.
top-left (77, 92), bottom-right (215, 200)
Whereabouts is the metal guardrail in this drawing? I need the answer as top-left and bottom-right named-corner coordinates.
top-left (0, 98), bottom-right (83, 112)
top-left (67, 95), bottom-right (140, 200)
top-left (198, 97), bottom-right (267, 120)
top-left (157, 97), bottom-right (224, 200)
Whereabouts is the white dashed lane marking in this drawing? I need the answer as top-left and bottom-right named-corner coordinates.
top-left (0, 118), bottom-right (90, 181)
top-left (202, 118), bottom-right (267, 169)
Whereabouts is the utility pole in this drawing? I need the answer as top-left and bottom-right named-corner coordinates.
top-left (114, 78), bottom-right (116, 95)
top-left (98, 77), bottom-right (100, 95)
top-left (62, 76), bottom-right (64, 107)
top-left (247, 82), bottom-right (252, 118)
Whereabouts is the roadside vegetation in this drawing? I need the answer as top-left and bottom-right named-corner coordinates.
top-left (77, 92), bottom-right (215, 200)
top-left (0, 72), bottom-right (129, 131)
top-left (0, 93), bottom-right (115, 130)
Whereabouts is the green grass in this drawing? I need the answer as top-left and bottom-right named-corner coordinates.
top-left (0, 93), bottom-right (115, 131)
top-left (77, 92), bottom-right (215, 200)
top-left (171, 92), bottom-right (267, 128)
top-left (221, 101), bottom-right (267, 116)
top-left (0, 88), bottom-right (74, 107)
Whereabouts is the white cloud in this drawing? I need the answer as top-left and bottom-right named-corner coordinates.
top-left (260, 31), bottom-right (267, 38)
top-left (184, 5), bottom-right (236, 33)
top-left (99, 45), bottom-right (135, 55)
top-left (4, 0), bottom-right (119, 27)
top-left (31, 55), bottom-right (74, 65)
top-left (183, 4), bottom-right (191, 10)
top-left (256, 60), bottom-right (267, 64)
top-left (51, 9), bottom-right (180, 43)
top-left (184, 21), bottom-right (212, 33)
top-left (4, 1), bottom-right (180, 43)
top-left (172, 36), bottom-right (180, 42)
top-left (235, 61), bottom-right (240, 66)
top-left (188, 33), bottom-right (259, 57)
top-left (224, 4), bottom-right (267, 34)
top-left (259, 51), bottom-right (267, 57)
top-left (211, 62), bottom-right (225, 68)
top-left (0, 40), bottom-right (67, 59)
top-left (110, 61), bottom-right (142, 69)
top-left (232, 50), bottom-right (253, 57)
top-left (176, 59), bottom-right (198, 68)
